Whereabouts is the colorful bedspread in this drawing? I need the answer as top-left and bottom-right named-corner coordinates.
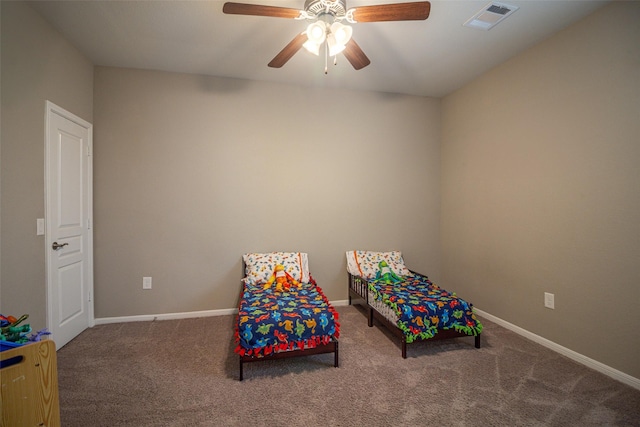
top-left (369, 274), bottom-right (483, 343)
top-left (235, 279), bottom-right (340, 357)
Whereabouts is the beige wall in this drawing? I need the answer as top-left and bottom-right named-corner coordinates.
top-left (0, 2), bottom-right (94, 330)
top-left (93, 67), bottom-right (441, 318)
top-left (441, 2), bottom-right (640, 379)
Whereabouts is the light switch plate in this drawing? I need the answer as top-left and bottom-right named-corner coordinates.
top-left (37, 218), bottom-right (45, 236)
top-left (143, 277), bottom-right (152, 290)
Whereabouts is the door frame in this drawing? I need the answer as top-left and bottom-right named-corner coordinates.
top-left (44, 100), bottom-right (95, 342)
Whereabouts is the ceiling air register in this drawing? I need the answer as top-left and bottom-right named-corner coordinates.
top-left (463, 2), bottom-right (519, 31)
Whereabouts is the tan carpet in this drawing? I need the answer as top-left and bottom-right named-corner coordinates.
top-left (56, 305), bottom-right (640, 426)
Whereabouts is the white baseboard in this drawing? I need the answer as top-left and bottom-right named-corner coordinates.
top-left (94, 308), bottom-right (237, 325)
top-left (474, 308), bottom-right (640, 391)
top-left (93, 299), bottom-right (351, 325)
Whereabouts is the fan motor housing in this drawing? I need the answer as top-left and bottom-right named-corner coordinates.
top-left (304, 0), bottom-right (347, 18)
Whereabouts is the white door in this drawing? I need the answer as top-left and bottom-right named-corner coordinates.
top-left (45, 101), bottom-right (94, 350)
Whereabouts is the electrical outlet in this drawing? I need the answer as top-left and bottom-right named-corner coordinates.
top-left (544, 292), bottom-right (554, 309)
top-left (143, 277), bottom-right (152, 290)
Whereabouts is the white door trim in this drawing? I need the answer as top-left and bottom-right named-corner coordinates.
top-left (44, 101), bottom-right (95, 344)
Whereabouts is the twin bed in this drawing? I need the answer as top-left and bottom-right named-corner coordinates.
top-left (346, 250), bottom-right (482, 358)
top-left (235, 252), bottom-right (339, 381)
top-left (234, 250), bottom-right (482, 380)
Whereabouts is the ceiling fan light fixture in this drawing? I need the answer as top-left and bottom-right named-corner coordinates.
top-left (223, 0), bottom-right (431, 71)
top-left (306, 21), bottom-right (327, 44)
top-left (303, 40), bottom-right (321, 55)
top-left (330, 21), bottom-right (352, 45)
top-left (327, 34), bottom-right (346, 56)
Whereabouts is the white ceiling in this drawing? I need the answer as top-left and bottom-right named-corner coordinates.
top-left (29, 0), bottom-right (608, 98)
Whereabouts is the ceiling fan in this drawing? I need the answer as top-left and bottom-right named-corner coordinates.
top-left (222, 0), bottom-right (431, 71)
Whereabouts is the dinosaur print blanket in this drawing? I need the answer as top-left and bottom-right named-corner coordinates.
top-left (235, 278), bottom-right (340, 358)
top-left (369, 273), bottom-right (483, 343)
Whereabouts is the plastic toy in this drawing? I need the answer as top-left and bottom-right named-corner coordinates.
top-left (0, 314), bottom-right (33, 344)
top-left (375, 260), bottom-right (403, 284)
top-left (28, 328), bottom-right (52, 342)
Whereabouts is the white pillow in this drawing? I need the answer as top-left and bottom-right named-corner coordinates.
top-left (346, 250), bottom-right (411, 279)
top-left (243, 252), bottom-right (310, 285)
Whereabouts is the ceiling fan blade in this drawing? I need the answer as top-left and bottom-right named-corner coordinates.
top-left (268, 33), bottom-right (308, 68)
top-left (342, 38), bottom-right (371, 70)
top-left (222, 2), bottom-right (301, 19)
top-left (350, 1), bottom-right (431, 22)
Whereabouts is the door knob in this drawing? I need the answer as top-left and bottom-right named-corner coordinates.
top-left (52, 241), bottom-right (68, 250)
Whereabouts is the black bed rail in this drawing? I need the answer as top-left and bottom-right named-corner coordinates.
top-left (239, 337), bottom-right (339, 381)
top-left (348, 273), bottom-right (369, 304)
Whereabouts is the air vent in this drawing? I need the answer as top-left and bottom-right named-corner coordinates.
top-left (463, 2), bottom-right (519, 30)
top-left (486, 5), bottom-right (511, 15)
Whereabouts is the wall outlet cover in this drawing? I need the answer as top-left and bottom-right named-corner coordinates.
top-left (544, 292), bottom-right (555, 309)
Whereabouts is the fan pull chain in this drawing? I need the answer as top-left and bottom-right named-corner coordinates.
top-left (324, 40), bottom-right (328, 74)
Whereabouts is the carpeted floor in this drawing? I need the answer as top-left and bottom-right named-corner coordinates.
top-left (56, 305), bottom-right (640, 426)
